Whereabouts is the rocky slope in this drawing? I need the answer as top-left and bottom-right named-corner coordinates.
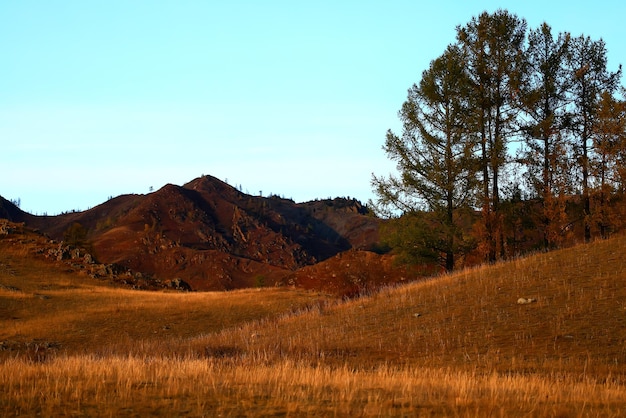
top-left (1, 176), bottom-right (392, 292)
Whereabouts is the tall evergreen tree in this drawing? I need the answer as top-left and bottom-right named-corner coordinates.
top-left (595, 90), bottom-right (626, 191)
top-left (592, 91), bottom-right (626, 237)
top-left (373, 11), bottom-right (626, 267)
top-left (371, 45), bottom-right (476, 271)
top-left (456, 10), bottom-right (527, 261)
top-left (567, 35), bottom-right (622, 241)
top-left (518, 23), bottom-right (571, 248)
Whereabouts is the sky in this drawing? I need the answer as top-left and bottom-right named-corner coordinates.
top-left (2, 1), bottom-right (626, 215)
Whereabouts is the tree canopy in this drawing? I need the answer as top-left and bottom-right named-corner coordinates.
top-left (372, 10), bottom-right (624, 271)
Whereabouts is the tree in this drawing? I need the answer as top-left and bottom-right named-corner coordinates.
top-left (518, 23), bottom-right (572, 248)
top-left (596, 90), bottom-right (626, 192)
top-left (373, 10), bottom-right (626, 265)
top-left (456, 10), bottom-right (527, 261)
top-left (63, 222), bottom-right (88, 247)
top-left (567, 35), bottom-right (622, 241)
top-left (591, 91), bottom-right (626, 237)
top-left (371, 45), bottom-right (476, 271)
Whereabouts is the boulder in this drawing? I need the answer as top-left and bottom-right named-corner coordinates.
top-left (166, 278), bottom-right (192, 291)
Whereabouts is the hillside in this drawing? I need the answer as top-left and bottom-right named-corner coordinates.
top-left (198, 232), bottom-right (626, 376)
top-left (0, 176), bottom-right (392, 292)
top-left (0, 220), bottom-right (335, 358)
top-left (3, 219), bottom-right (626, 415)
top-left (7, 214), bottom-right (626, 376)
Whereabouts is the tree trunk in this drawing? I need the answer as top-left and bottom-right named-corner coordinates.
top-left (582, 131), bottom-right (591, 243)
top-left (482, 134), bottom-right (495, 262)
top-left (445, 251), bottom-right (454, 272)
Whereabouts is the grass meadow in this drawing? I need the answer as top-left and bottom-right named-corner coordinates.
top-left (3, 227), bottom-right (626, 416)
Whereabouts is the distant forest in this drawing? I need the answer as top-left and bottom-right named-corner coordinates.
top-left (372, 10), bottom-right (625, 271)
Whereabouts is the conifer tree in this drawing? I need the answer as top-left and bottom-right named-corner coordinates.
top-left (567, 35), bottom-right (622, 241)
top-left (373, 10), bottom-right (626, 266)
top-left (592, 91), bottom-right (626, 237)
top-left (456, 10), bottom-right (527, 261)
top-left (371, 45), bottom-right (476, 271)
top-left (518, 23), bottom-right (571, 248)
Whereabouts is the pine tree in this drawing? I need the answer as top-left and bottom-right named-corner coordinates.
top-left (567, 35), bottom-right (622, 241)
top-left (518, 23), bottom-right (571, 248)
top-left (456, 10), bottom-right (527, 261)
top-left (592, 91), bottom-right (626, 237)
top-left (371, 45), bottom-right (476, 271)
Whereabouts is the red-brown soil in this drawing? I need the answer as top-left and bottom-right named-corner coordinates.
top-left (281, 249), bottom-right (437, 297)
top-left (1, 176), bottom-right (424, 295)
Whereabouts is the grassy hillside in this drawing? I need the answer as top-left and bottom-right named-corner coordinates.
top-left (206, 233), bottom-right (626, 376)
top-left (3, 221), bottom-right (626, 415)
top-left (0, 226), bottom-right (331, 358)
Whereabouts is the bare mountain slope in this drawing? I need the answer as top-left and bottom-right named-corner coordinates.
top-left (1, 176), bottom-right (385, 291)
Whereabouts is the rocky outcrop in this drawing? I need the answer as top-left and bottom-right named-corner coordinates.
top-left (282, 250), bottom-right (433, 298)
top-left (0, 220), bottom-right (177, 291)
top-left (165, 278), bottom-right (192, 291)
top-left (1, 175), bottom-right (387, 291)
top-left (5, 176), bottom-right (382, 291)
top-left (0, 221), bottom-right (17, 235)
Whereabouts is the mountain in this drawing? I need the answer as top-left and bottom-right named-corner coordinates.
top-left (0, 195), bottom-right (29, 223)
top-left (1, 175), bottom-right (389, 292)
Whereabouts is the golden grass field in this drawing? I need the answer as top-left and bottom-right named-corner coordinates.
top-left (3, 225), bottom-right (626, 416)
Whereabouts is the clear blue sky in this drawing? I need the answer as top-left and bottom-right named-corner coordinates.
top-left (2, 1), bottom-right (625, 215)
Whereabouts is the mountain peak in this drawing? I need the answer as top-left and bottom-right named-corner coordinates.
top-left (5, 174), bottom-right (382, 292)
top-left (0, 195), bottom-right (28, 223)
top-left (184, 175), bottom-right (238, 195)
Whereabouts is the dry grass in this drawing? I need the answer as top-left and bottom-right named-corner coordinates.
top-left (3, 356), bottom-right (625, 417)
top-left (1, 286), bottom-right (328, 358)
top-left (4, 227), bottom-right (626, 415)
top-left (198, 234), bottom-right (626, 377)
top-left (0, 234), bottom-right (331, 358)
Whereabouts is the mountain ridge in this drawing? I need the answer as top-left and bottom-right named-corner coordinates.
top-left (0, 175), bottom-right (402, 293)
